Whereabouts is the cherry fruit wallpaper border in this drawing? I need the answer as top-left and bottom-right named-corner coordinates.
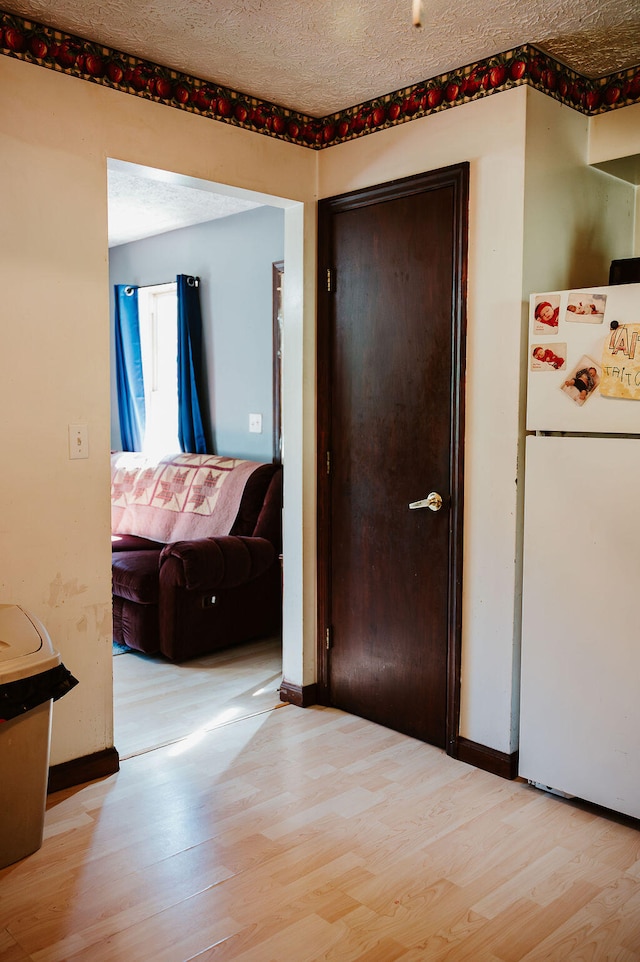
top-left (1, 9), bottom-right (639, 150)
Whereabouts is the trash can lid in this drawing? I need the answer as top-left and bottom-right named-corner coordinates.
top-left (0, 605), bottom-right (60, 684)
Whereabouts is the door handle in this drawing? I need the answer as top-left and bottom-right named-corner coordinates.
top-left (409, 492), bottom-right (443, 512)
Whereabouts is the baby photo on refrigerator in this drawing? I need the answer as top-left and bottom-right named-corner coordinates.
top-left (533, 294), bottom-right (560, 333)
top-left (565, 291), bottom-right (607, 323)
top-left (561, 356), bottom-right (601, 405)
top-left (531, 343), bottom-right (566, 370)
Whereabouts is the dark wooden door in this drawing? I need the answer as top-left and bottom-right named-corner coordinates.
top-left (318, 165), bottom-right (468, 751)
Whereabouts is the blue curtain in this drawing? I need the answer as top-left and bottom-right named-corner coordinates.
top-left (114, 285), bottom-right (145, 451)
top-left (177, 274), bottom-right (210, 454)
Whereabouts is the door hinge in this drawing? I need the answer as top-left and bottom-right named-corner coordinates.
top-left (325, 626), bottom-right (333, 650)
top-left (326, 450), bottom-right (331, 475)
top-left (326, 268), bottom-right (334, 292)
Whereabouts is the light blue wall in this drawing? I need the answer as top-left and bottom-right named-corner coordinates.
top-left (109, 204), bottom-right (284, 461)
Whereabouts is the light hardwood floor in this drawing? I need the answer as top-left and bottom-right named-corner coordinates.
top-left (113, 635), bottom-right (284, 759)
top-left (2, 678), bottom-right (640, 960)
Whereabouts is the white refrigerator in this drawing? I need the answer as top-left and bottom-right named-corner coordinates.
top-left (519, 282), bottom-right (640, 819)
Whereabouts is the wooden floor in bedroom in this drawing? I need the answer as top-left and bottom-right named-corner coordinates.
top-left (1, 659), bottom-right (640, 961)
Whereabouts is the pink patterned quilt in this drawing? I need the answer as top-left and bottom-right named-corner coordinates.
top-left (111, 452), bottom-right (262, 544)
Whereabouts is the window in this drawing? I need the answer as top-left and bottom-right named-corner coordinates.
top-left (138, 282), bottom-right (180, 456)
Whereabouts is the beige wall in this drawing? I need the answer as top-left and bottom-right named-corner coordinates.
top-left (0, 55), bottom-right (316, 765)
top-left (523, 89), bottom-right (636, 296)
top-left (588, 102), bottom-right (640, 169)
top-left (587, 103), bottom-right (640, 255)
top-left (1, 51), bottom-right (638, 768)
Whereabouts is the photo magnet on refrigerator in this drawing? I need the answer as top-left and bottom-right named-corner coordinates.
top-left (531, 343), bottom-right (566, 371)
top-left (561, 356), bottom-right (601, 406)
top-left (565, 291), bottom-right (607, 323)
top-left (532, 294), bottom-right (560, 334)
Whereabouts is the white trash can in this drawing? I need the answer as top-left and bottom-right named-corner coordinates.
top-left (0, 605), bottom-right (75, 869)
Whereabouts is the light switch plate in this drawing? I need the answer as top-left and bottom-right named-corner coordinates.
top-left (249, 413), bottom-right (263, 433)
top-left (69, 423), bottom-right (89, 459)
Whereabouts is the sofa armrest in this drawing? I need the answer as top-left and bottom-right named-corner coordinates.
top-left (159, 536), bottom-right (275, 591)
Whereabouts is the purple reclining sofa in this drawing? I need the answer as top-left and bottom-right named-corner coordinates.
top-left (111, 452), bottom-right (282, 662)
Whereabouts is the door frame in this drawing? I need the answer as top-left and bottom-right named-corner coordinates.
top-left (316, 164), bottom-right (469, 758)
top-left (272, 260), bottom-right (284, 465)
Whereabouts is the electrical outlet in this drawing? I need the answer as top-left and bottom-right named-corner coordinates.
top-left (249, 413), bottom-right (263, 433)
top-left (68, 423), bottom-right (89, 459)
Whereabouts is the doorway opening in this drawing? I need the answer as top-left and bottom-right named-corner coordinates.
top-left (272, 260), bottom-right (284, 465)
top-left (108, 160), bottom-right (299, 759)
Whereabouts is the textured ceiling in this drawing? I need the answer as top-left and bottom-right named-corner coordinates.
top-left (9, 0), bottom-right (637, 245)
top-left (107, 163), bottom-right (261, 247)
top-left (3, 0), bottom-right (640, 116)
